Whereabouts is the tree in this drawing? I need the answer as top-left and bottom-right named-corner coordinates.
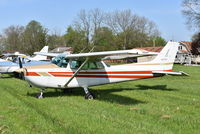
top-left (191, 33), bottom-right (200, 55)
top-left (92, 27), bottom-right (116, 51)
top-left (3, 25), bottom-right (24, 52)
top-left (47, 29), bottom-right (65, 50)
top-left (0, 34), bottom-right (5, 53)
top-left (105, 10), bottom-right (137, 49)
top-left (182, 0), bottom-right (200, 29)
top-left (150, 36), bottom-right (167, 46)
top-left (73, 9), bottom-right (91, 47)
top-left (23, 20), bottom-right (48, 55)
top-left (64, 26), bottom-right (88, 53)
top-left (91, 8), bottom-right (104, 46)
top-left (73, 9), bottom-right (105, 47)
top-left (105, 10), bottom-right (160, 49)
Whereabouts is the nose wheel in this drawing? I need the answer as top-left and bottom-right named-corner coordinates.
top-left (36, 89), bottom-right (45, 99)
top-left (83, 87), bottom-right (94, 100)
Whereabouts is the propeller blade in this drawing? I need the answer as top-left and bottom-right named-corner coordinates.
top-left (18, 57), bottom-right (23, 68)
top-left (17, 57), bottom-right (24, 79)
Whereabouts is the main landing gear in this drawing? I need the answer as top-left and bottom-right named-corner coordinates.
top-left (35, 87), bottom-right (94, 100)
top-left (83, 87), bottom-right (94, 100)
top-left (36, 88), bottom-right (45, 99)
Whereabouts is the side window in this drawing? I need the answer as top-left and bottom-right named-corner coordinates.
top-left (88, 62), bottom-right (97, 69)
top-left (95, 62), bottom-right (104, 69)
top-left (70, 60), bottom-right (105, 70)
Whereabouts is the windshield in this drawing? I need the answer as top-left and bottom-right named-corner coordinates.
top-left (52, 56), bottom-right (69, 68)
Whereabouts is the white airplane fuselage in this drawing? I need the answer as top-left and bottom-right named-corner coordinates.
top-left (24, 61), bottom-right (172, 89)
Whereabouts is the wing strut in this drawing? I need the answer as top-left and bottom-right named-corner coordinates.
top-left (64, 58), bottom-right (89, 87)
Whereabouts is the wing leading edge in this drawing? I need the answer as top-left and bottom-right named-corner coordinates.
top-left (34, 49), bottom-right (157, 59)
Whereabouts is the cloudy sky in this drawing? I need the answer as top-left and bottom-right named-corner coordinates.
top-left (0, 0), bottom-right (194, 41)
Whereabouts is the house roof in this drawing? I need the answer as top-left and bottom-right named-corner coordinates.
top-left (179, 41), bottom-right (192, 50)
top-left (179, 41), bottom-right (192, 53)
top-left (136, 41), bottom-right (192, 53)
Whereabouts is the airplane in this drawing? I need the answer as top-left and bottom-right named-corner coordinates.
top-left (17, 41), bottom-right (188, 99)
top-left (0, 46), bottom-right (50, 74)
top-left (0, 52), bottom-right (26, 62)
top-left (0, 46), bottom-right (49, 62)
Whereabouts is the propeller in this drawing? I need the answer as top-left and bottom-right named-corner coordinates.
top-left (18, 57), bottom-right (23, 68)
top-left (17, 57), bottom-right (25, 79)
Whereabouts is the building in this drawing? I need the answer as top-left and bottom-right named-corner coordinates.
top-left (175, 41), bottom-right (192, 64)
top-left (138, 41), bottom-right (200, 64)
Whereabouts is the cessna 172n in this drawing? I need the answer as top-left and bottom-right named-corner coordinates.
top-left (17, 41), bottom-right (187, 99)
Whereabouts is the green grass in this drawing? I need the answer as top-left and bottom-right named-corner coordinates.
top-left (0, 65), bottom-right (200, 134)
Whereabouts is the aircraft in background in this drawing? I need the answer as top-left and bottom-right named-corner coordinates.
top-left (17, 42), bottom-right (188, 99)
top-left (0, 46), bottom-right (49, 62)
top-left (0, 52), bottom-right (26, 62)
top-left (0, 46), bottom-right (50, 74)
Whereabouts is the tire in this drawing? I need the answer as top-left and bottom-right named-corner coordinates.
top-left (36, 93), bottom-right (43, 99)
top-left (85, 93), bottom-right (94, 100)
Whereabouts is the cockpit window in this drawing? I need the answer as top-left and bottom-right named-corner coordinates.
top-left (70, 59), bottom-right (104, 69)
top-left (52, 57), bottom-right (69, 68)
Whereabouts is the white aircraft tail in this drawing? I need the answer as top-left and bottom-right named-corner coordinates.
top-left (32, 46), bottom-right (49, 61)
top-left (149, 41), bottom-right (179, 70)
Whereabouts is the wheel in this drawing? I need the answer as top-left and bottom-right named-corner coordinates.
top-left (85, 93), bottom-right (94, 100)
top-left (36, 93), bottom-right (43, 99)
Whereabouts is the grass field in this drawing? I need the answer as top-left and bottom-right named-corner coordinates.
top-left (0, 65), bottom-right (200, 134)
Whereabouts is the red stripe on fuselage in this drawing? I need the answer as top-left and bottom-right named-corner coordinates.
top-left (26, 72), bottom-right (40, 76)
top-left (48, 71), bottom-right (151, 75)
top-left (47, 74), bottom-right (153, 79)
top-left (26, 70), bottom-right (172, 78)
top-left (48, 70), bottom-right (172, 75)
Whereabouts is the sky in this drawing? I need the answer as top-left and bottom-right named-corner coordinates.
top-left (0, 0), bottom-right (195, 41)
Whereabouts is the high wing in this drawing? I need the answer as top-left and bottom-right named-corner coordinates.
top-left (34, 49), bottom-right (157, 59)
top-left (65, 49), bottom-right (157, 58)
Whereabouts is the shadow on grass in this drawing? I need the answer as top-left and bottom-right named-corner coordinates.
top-left (27, 85), bottom-right (177, 105)
top-left (28, 88), bottom-right (145, 105)
top-left (135, 85), bottom-right (178, 91)
top-left (0, 76), bottom-right (13, 79)
top-left (0, 74), bottom-right (14, 79)
top-left (0, 73), bottom-right (19, 79)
